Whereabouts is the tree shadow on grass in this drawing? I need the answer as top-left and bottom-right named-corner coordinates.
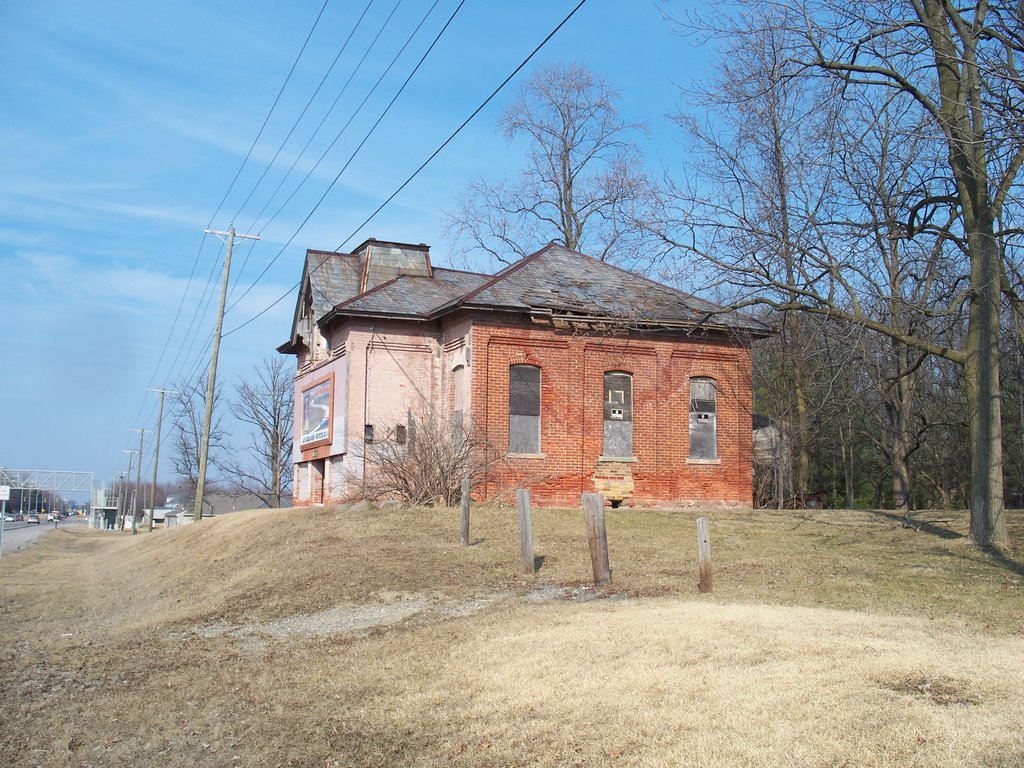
top-left (867, 509), bottom-right (1024, 577)
top-left (865, 509), bottom-right (964, 540)
top-left (983, 545), bottom-right (1024, 578)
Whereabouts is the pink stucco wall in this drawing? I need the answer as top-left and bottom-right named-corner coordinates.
top-left (292, 316), bottom-right (475, 505)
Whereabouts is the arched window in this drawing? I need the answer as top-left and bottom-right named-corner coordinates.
top-left (689, 377), bottom-right (718, 460)
top-left (603, 371), bottom-right (633, 457)
top-left (509, 365), bottom-right (541, 454)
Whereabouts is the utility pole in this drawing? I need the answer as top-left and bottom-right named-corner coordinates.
top-left (194, 225), bottom-right (260, 522)
top-left (114, 477), bottom-right (121, 530)
top-left (132, 429), bottom-right (144, 535)
top-left (1, 482), bottom-right (10, 562)
top-left (147, 388), bottom-right (175, 532)
top-left (119, 454), bottom-right (134, 532)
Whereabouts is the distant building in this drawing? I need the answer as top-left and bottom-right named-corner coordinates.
top-left (201, 491), bottom-right (290, 515)
top-left (279, 239), bottom-right (772, 507)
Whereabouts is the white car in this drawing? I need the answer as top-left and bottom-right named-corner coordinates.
top-left (3, 514), bottom-right (15, 523)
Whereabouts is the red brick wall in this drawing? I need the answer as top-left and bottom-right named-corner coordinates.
top-left (471, 320), bottom-right (754, 507)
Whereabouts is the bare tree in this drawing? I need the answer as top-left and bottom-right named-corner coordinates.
top-left (446, 62), bottom-right (659, 269)
top-left (171, 374), bottom-right (223, 509)
top-left (661, 0), bottom-right (1023, 547)
top-left (218, 357), bottom-right (294, 508)
top-left (358, 408), bottom-right (497, 507)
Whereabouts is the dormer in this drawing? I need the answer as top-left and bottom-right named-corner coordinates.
top-left (352, 238), bottom-right (432, 292)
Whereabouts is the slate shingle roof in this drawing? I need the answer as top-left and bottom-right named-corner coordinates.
top-left (284, 242), bottom-right (772, 347)
top-left (306, 251), bottom-right (361, 318)
top-left (325, 243), bottom-right (770, 336)
top-left (326, 268), bottom-right (490, 319)
top-left (455, 244), bottom-right (768, 333)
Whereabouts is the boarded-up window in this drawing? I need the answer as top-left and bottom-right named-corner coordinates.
top-left (603, 371), bottom-right (633, 458)
top-left (509, 364), bottom-right (541, 454)
top-left (689, 377), bottom-right (717, 460)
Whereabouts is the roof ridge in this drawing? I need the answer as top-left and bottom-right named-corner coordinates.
top-left (453, 242), bottom-right (557, 306)
top-left (307, 248), bottom-right (356, 259)
top-left (432, 264), bottom-right (489, 278)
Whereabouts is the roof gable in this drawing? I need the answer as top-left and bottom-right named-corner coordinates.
top-left (279, 240), bottom-right (437, 351)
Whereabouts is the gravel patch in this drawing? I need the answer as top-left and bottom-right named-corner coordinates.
top-left (192, 585), bottom-right (624, 642)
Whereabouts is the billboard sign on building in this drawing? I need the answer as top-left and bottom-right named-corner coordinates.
top-left (299, 375), bottom-right (333, 449)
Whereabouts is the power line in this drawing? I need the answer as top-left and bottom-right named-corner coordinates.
top-left (224, 0), bottom-right (591, 337)
top-left (144, 0), bottom-right (401, 411)
top-left (118, 236), bottom-right (222, 471)
top-left (131, 0), bottom-right (420, 433)
top-left (230, 0), bottom-right (443, 303)
top-left (131, 0), bottom-right (334, 436)
top-left (224, 0), bottom-right (467, 319)
top-left (238, 0), bottom-right (410, 240)
top-left (207, 0), bottom-right (334, 228)
top-left (229, 0), bottom-right (407, 298)
top-left (164, 241), bottom-right (227, 383)
top-left (228, 0), bottom-right (378, 225)
top-left (117, 2), bottom-right (338, 464)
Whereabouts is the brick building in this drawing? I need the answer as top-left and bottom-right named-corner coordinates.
top-left (278, 238), bottom-right (772, 507)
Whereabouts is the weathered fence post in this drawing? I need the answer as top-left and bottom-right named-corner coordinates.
top-left (516, 488), bottom-right (535, 575)
top-left (696, 516), bottom-right (712, 593)
top-left (460, 478), bottom-right (470, 546)
top-left (581, 493), bottom-right (612, 586)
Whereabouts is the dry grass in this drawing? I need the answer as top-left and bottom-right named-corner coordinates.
top-left (0, 504), bottom-right (1022, 767)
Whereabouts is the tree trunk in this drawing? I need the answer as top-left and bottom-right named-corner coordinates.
top-left (889, 367), bottom-right (914, 515)
top-left (844, 418), bottom-right (855, 508)
top-left (271, 426), bottom-right (282, 508)
top-left (917, 0), bottom-right (1008, 547)
top-left (964, 230), bottom-right (1006, 547)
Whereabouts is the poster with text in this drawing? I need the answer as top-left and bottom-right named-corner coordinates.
top-left (300, 378), bottom-right (332, 447)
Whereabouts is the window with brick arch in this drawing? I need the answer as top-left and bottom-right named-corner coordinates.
top-left (603, 371), bottom-right (633, 458)
top-left (689, 377), bottom-right (718, 460)
top-left (508, 364), bottom-right (541, 454)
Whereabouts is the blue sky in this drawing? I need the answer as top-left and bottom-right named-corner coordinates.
top-left (0, 0), bottom-right (708, 497)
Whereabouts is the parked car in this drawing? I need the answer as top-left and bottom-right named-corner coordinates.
top-left (26, 514), bottom-right (40, 524)
top-left (3, 514), bottom-right (15, 523)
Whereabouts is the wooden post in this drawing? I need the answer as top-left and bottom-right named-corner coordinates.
top-left (460, 478), bottom-right (470, 546)
top-left (697, 516), bottom-right (713, 593)
top-left (581, 493), bottom-right (612, 586)
top-left (517, 488), bottom-right (535, 575)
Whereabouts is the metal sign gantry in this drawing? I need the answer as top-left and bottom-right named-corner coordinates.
top-left (0, 468), bottom-right (94, 494)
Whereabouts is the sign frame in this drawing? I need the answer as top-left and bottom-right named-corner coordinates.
top-left (299, 372), bottom-right (334, 452)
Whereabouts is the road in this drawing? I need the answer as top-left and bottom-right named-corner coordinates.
top-left (0, 516), bottom-right (87, 557)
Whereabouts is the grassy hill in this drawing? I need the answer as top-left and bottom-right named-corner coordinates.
top-left (1, 504), bottom-right (1022, 767)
